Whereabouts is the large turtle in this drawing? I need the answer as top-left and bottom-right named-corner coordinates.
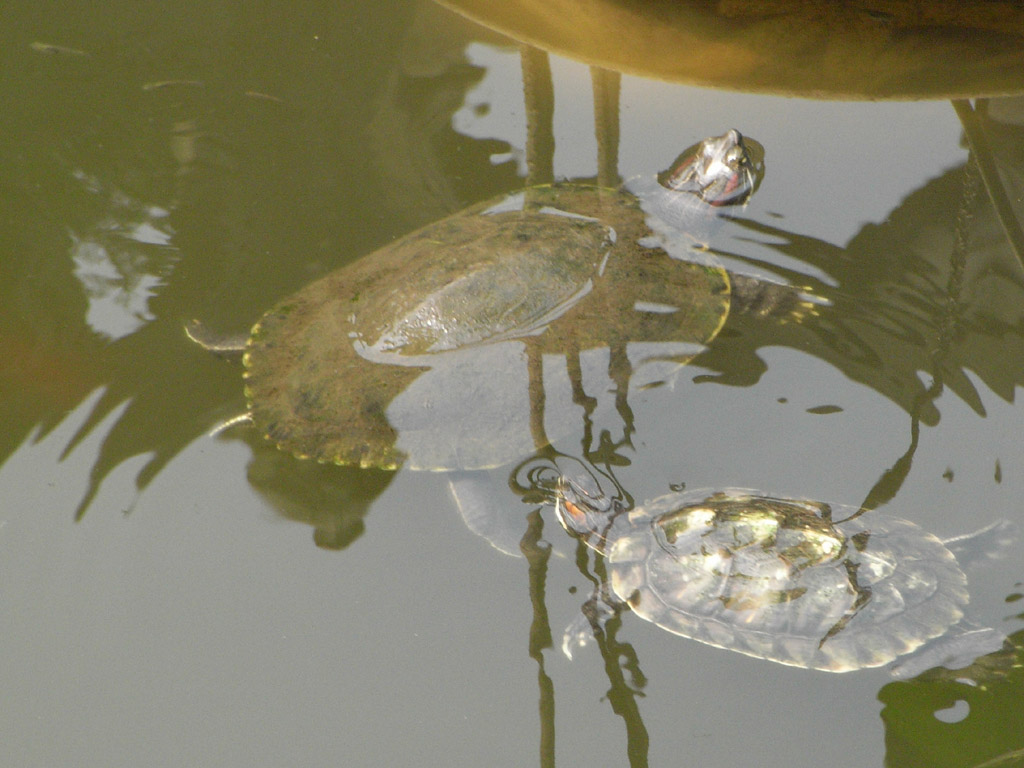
top-left (553, 481), bottom-right (1012, 675)
top-left (193, 130), bottom-right (778, 473)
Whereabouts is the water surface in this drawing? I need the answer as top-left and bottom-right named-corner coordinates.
top-left (1, 2), bottom-right (1023, 767)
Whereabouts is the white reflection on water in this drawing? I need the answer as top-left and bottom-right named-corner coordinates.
top-left (68, 168), bottom-right (176, 340)
top-left (452, 42), bottom-right (527, 174)
top-left (453, 41), bottom-right (599, 179)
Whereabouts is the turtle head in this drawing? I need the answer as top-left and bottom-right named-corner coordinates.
top-left (554, 474), bottom-right (617, 548)
top-left (659, 129), bottom-right (764, 207)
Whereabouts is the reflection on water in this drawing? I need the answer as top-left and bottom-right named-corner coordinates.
top-left (879, 629), bottom-right (1024, 768)
top-left (707, 157), bottom-right (1024, 412)
top-left (454, 42), bottom-right (530, 175)
top-left (243, 433), bottom-right (395, 550)
top-left (3, 1), bottom-right (1024, 766)
top-left (68, 167), bottom-right (176, 339)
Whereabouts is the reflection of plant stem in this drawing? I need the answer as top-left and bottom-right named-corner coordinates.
top-left (591, 67), bottom-right (621, 189)
top-left (608, 343), bottom-right (636, 450)
top-left (566, 344), bottom-right (601, 465)
top-left (520, 509), bottom-right (556, 768)
top-left (952, 99), bottom-right (1024, 275)
top-left (858, 152), bottom-right (979, 514)
top-left (527, 339), bottom-right (549, 452)
top-left (574, 541), bottom-right (650, 767)
top-left (521, 46), bottom-right (555, 188)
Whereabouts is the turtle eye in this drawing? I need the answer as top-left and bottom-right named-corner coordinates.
top-left (564, 500), bottom-right (585, 522)
top-left (559, 499), bottom-right (593, 531)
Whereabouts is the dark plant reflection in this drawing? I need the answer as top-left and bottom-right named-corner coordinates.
top-left (879, 627), bottom-right (1024, 768)
top-left (516, 454), bottom-right (650, 767)
top-left (571, 536), bottom-right (650, 768)
top-left (703, 163), bottom-right (1024, 426)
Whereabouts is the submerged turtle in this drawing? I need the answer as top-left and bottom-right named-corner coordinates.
top-left (194, 131), bottom-right (775, 472)
top-left (554, 482), bottom-right (1011, 674)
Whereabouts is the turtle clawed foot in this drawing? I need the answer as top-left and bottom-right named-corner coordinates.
top-left (562, 612), bottom-right (594, 660)
top-left (561, 598), bottom-right (618, 660)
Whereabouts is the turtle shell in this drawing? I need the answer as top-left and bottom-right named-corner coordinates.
top-left (601, 489), bottom-right (968, 672)
top-left (242, 184), bottom-right (730, 471)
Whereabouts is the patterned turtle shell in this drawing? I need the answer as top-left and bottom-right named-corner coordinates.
top-left (556, 486), bottom-right (968, 672)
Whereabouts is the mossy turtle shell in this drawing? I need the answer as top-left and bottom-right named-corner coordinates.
top-left (560, 487), bottom-right (969, 672)
top-left (242, 183), bottom-right (733, 471)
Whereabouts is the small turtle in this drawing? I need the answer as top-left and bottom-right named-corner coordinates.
top-left (192, 131), bottom-right (777, 473)
top-left (554, 482), bottom-right (1012, 674)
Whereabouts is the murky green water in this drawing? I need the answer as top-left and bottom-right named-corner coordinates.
top-left (2, 2), bottom-right (1023, 767)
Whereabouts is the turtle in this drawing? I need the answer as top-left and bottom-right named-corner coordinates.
top-left (191, 130), bottom-right (784, 474)
top-left (553, 481), bottom-right (1013, 675)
